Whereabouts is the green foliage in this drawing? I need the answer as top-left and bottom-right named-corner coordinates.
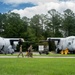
top-left (30, 15), bottom-right (44, 40)
top-left (3, 12), bottom-right (28, 38)
top-left (62, 9), bottom-right (75, 36)
top-left (47, 9), bottom-right (63, 37)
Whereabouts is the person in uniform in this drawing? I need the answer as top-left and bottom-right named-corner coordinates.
top-left (27, 45), bottom-right (33, 57)
top-left (18, 38), bottom-right (24, 57)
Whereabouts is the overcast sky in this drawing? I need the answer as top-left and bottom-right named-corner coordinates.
top-left (0, 0), bottom-right (75, 18)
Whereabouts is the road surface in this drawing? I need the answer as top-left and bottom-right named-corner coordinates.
top-left (0, 52), bottom-right (75, 58)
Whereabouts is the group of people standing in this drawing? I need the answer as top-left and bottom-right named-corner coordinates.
top-left (18, 38), bottom-right (33, 57)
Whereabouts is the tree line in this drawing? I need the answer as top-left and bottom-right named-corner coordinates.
top-left (0, 9), bottom-right (75, 51)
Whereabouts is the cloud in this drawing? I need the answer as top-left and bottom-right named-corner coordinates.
top-left (11, 1), bottom-right (75, 18)
top-left (1, 0), bottom-right (75, 18)
top-left (11, 4), bottom-right (48, 18)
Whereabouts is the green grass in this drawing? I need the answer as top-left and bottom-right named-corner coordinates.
top-left (0, 58), bottom-right (75, 75)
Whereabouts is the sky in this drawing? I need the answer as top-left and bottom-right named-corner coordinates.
top-left (0, 0), bottom-right (75, 18)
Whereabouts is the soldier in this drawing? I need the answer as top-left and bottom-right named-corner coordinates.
top-left (27, 45), bottom-right (33, 57)
top-left (18, 38), bottom-right (24, 57)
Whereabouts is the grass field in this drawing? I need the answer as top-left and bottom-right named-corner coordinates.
top-left (0, 58), bottom-right (75, 75)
